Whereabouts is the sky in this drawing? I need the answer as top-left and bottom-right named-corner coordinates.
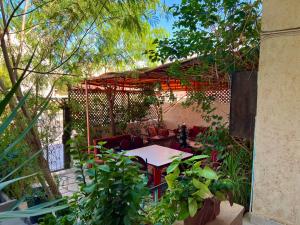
top-left (156, 0), bottom-right (182, 36)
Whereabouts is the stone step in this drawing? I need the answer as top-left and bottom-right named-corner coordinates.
top-left (174, 201), bottom-right (244, 225)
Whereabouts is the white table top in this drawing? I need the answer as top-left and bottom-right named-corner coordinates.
top-left (125, 144), bottom-right (193, 167)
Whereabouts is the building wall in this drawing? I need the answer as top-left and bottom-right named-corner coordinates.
top-left (162, 98), bottom-right (229, 129)
top-left (252, 1), bottom-right (300, 224)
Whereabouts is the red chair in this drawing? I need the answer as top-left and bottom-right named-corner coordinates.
top-left (147, 126), bottom-right (158, 137)
top-left (170, 141), bottom-right (181, 150)
top-left (181, 147), bottom-right (193, 154)
top-left (120, 138), bottom-right (132, 150)
top-left (188, 126), bottom-right (208, 141)
top-left (131, 156), bottom-right (153, 186)
top-left (158, 128), bottom-right (169, 137)
top-left (132, 136), bottom-right (144, 148)
top-left (93, 134), bottom-right (132, 153)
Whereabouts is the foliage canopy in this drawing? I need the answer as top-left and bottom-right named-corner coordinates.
top-left (148, 0), bottom-right (262, 74)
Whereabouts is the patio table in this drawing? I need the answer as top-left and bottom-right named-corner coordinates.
top-left (125, 144), bottom-right (193, 197)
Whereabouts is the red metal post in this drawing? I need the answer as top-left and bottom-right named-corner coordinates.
top-left (153, 167), bottom-right (162, 198)
top-left (85, 80), bottom-right (91, 152)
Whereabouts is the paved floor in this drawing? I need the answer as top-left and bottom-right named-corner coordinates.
top-left (53, 168), bottom-right (79, 196)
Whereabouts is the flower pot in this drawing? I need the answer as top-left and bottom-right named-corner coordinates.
top-left (184, 198), bottom-right (221, 225)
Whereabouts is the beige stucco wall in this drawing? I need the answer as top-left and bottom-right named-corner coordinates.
top-left (252, 1), bottom-right (300, 224)
top-left (162, 99), bottom-right (229, 129)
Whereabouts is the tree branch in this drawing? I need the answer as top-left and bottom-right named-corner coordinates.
top-left (15, 0), bottom-right (30, 67)
top-left (13, 0), bottom-right (55, 18)
top-left (0, 0), bottom-right (26, 40)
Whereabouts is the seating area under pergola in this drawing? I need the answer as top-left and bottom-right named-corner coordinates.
top-left (69, 58), bottom-right (230, 146)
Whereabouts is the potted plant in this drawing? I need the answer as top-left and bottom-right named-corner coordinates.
top-left (147, 155), bottom-right (233, 225)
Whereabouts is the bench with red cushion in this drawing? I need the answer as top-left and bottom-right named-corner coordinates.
top-left (93, 134), bottom-right (133, 154)
top-left (188, 126), bottom-right (208, 141)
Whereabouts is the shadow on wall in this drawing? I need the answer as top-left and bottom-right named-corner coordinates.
top-left (162, 101), bottom-right (229, 129)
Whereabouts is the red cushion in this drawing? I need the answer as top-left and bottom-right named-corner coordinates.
top-left (173, 128), bottom-right (179, 135)
top-left (189, 129), bottom-right (197, 140)
top-left (158, 128), bottom-right (169, 137)
top-left (94, 134), bottom-right (131, 150)
top-left (193, 126), bottom-right (201, 135)
top-left (132, 136), bottom-right (143, 148)
top-left (170, 141), bottom-right (181, 150)
top-left (148, 126), bottom-right (157, 137)
top-left (120, 138), bottom-right (131, 150)
top-left (193, 126), bottom-right (208, 134)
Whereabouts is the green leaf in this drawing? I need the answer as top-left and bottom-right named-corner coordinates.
top-left (0, 90), bottom-right (30, 135)
top-left (83, 183), bottom-right (96, 194)
top-left (98, 164), bottom-right (110, 172)
top-left (0, 150), bottom-right (42, 182)
top-left (1, 97), bottom-right (50, 159)
top-left (192, 189), bottom-right (212, 199)
top-left (188, 197), bottom-right (198, 217)
top-left (28, 199), bottom-right (64, 210)
top-left (215, 191), bottom-right (226, 201)
top-left (198, 166), bottom-right (218, 180)
top-left (123, 215), bottom-right (130, 225)
top-left (178, 201), bottom-right (190, 220)
top-left (166, 162), bottom-right (179, 174)
top-left (185, 155), bottom-right (209, 163)
top-left (192, 179), bottom-right (212, 198)
top-left (0, 173), bottom-right (38, 191)
top-left (165, 173), bottom-right (176, 190)
top-left (0, 73), bottom-right (25, 116)
top-left (86, 168), bottom-right (96, 177)
top-left (178, 201), bottom-right (189, 220)
top-left (192, 161), bottom-right (201, 170)
top-left (0, 204), bottom-right (67, 220)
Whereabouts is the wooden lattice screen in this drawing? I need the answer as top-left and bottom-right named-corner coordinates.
top-left (69, 88), bottom-right (157, 137)
top-left (205, 89), bottom-right (231, 103)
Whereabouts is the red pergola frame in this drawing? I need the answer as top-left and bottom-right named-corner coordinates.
top-left (79, 57), bottom-right (229, 148)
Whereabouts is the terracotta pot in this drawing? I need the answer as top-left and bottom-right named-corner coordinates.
top-left (184, 198), bottom-right (221, 225)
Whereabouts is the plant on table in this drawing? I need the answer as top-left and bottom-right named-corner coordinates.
top-left (147, 155), bottom-right (233, 225)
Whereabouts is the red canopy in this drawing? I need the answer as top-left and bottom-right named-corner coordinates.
top-left (84, 58), bottom-right (229, 92)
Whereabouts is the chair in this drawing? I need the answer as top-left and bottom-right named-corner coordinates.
top-left (170, 141), bottom-right (181, 150)
top-left (181, 147), bottom-right (193, 154)
top-left (132, 136), bottom-right (144, 148)
top-left (120, 138), bottom-right (132, 151)
top-left (147, 126), bottom-right (158, 137)
top-left (131, 156), bottom-right (148, 171)
top-left (158, 128), bottom-right (169, 137)
top-left (188, 126), bottom-right (208, 141)
top-left (131, 156), bottom-right (153, 185)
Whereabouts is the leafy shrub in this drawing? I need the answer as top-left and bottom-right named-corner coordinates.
top-left (196, 115), bottom-right (253, 209)
top-left (44, 142), bottom-right (149, 225)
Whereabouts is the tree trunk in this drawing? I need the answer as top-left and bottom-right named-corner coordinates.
top-left (25, 127), bottom-right (61, 198)
top-left (0, 78), bottom-right (61, 198)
